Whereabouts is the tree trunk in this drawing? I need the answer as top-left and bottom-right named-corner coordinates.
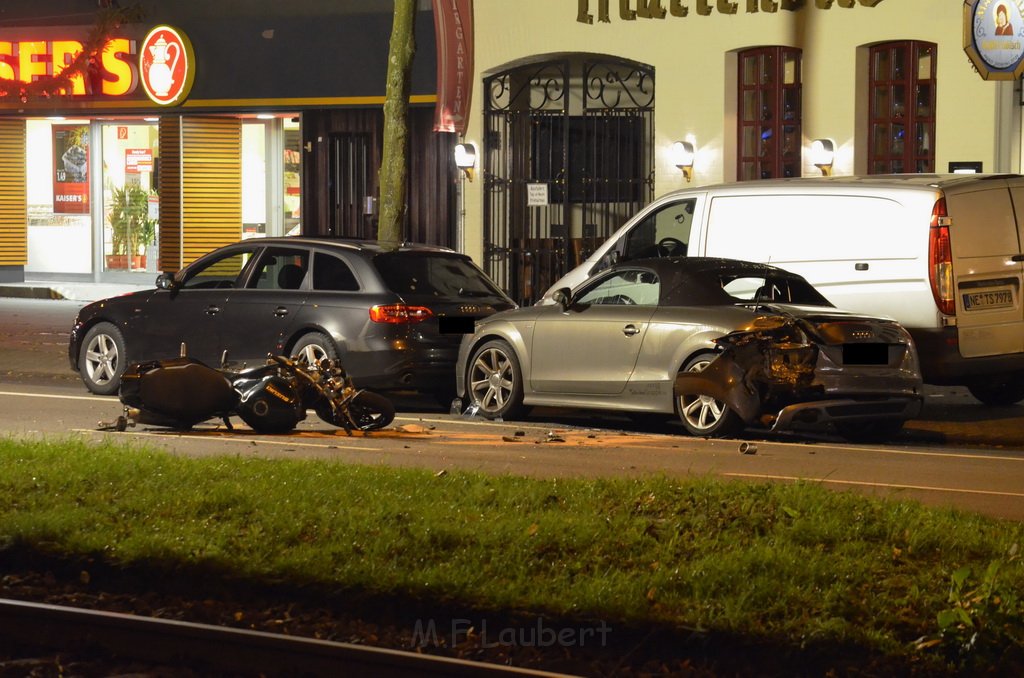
top-left (378, 0), bottom-right (417, 243)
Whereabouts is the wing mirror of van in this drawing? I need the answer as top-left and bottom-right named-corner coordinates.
top-left (594, 250), bottom-right (620, 273)
top-left (551, 287), bottom-right (572, 310)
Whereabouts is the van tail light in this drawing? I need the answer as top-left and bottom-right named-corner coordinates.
top-left (928, 198), bottom-right (955, 316)
top-left (369, 304), bottom-right (433, 324)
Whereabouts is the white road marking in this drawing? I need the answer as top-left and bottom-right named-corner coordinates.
top-left (723, 472), bottom-right (1024, 499)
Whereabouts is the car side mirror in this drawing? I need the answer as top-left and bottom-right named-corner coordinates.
top-left (155, 272), bottom-right (178, 291)
top-left (551, 287), bottom-right (572, 309)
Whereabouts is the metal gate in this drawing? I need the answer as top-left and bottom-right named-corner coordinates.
top-left (483, 56), bottom-right (655, 305)
top-left (328, 132), bottom-right (375, 239)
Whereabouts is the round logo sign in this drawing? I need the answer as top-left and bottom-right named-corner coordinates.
top-left (139, 25), bottom-right (195, 106)
top-left (964, 0), bottom-right (1024, 80)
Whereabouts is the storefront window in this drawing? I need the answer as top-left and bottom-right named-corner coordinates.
top-left (242, 116), bottom-right (301, 239)
top-left (101, 122), bottom-right (159, 272)
top-left (25, 119), bottom-right (93, 275)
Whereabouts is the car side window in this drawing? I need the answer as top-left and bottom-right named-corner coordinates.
top-left (621, 199), bottom-right (696, 260)
top-left (312, 252), bottom-right (360, 291)
top-left (575, 270), bottom-right (659, 306)
top-left (180, 250), bottom-right (253, 289)
top-left (248, 247), bottom-right (310, 290)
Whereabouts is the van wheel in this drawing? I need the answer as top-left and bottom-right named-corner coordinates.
top-left (834, 419), bottom-right (905, 443)
top-left (676, 355), bottom-right (743, 438)
top-left (967, 379), bottom-right (1024, 407)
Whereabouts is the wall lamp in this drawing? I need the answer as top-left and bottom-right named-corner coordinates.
top-left (810, 138), bottom-right (835, 176)
top-left (454, 142), bottom-right (477, 182)
top-left (671, 140), bottom-right (695, 182)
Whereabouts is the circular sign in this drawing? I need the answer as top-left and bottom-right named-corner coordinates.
top-left (964, 0), bottom-right (1024, 80)
top-left (139, 25), bottom-right (195, 106)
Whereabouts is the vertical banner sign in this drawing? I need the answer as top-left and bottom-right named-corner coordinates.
top-left (53, 124), bottom-right (90, 214)
top-left (432, 0), bottom-right (474, 134)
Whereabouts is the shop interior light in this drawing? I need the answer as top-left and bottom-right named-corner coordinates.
top-left (671, 140), bottom-right (695, 182)
top-left (454, 142), bottom-right (477, 182)
top-left (810, 138), bottom-right (835, 176)
top-left (256, 113), bottom-right (275, 120)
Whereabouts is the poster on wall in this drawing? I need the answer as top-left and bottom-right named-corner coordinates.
top-left (53, 124), bottom-right (90, 214)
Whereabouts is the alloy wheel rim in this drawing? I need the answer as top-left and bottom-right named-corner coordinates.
top-left (469, 348), bottom-right (514, 413)
top-left (679, 358), bottom-right (726, 431)
top-left (85, 334), bottom-right (118, 385)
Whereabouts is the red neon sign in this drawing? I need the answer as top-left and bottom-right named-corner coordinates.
top-left (139, 26), bottom-right (194, 106)
top-left (0, 38), bottom-right (137, 96)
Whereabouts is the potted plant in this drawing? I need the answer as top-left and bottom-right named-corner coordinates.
top-left (107, 186), bottom-right (157, 270)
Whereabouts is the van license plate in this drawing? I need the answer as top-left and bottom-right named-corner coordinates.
top-left (962, 289), bottom-right (1013, 310)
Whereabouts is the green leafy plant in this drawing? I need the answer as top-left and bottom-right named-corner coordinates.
top-left (109, 185), bottom-right (157, 257)
top-left (916, 548), bottom-right (1023, 667)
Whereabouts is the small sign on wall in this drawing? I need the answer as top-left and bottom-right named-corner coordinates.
top-left (527, 183), bottom-right (549, 206)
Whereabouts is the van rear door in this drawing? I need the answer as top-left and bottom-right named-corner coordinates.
top-left (946, 180), bottom-right (1024, 357)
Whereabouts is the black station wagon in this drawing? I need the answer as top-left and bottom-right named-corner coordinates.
top-left (69, 237), bottom-right (516, 400)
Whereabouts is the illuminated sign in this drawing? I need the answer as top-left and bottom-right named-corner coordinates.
top-left (139, 25), bottom-right (195, 106)
top-left (963, 0), bottom-right (1024, 80)
top-left (0, 38), bottom-right (137, 95)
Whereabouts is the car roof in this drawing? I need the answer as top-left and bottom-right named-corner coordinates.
top-left (239, 236), bottom-right (459, 255)
top-left (612, 256), bottom-right (802, 279)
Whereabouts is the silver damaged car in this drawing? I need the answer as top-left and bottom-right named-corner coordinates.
top-left (454, 258), bottom-right (923, 441)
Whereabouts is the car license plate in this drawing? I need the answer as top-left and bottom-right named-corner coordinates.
top-left (962, 289), bottom-right (1014, 310)
top-left (439, 316), bottom-right (476, 334)
top-left (843, 343), bottom-right (889, 365)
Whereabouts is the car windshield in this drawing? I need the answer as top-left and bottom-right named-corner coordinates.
top-left (373, 252), bottom-right (509, 302)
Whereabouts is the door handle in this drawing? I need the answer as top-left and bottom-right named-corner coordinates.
top-left (205, 305), bottom-right (220, 316)
top-left (274, 307), bottom-right (289, 317)
top-left (1012, 254), bottom-right (1024, 262)
top-left (622, 324), bottom-right (640, 336)
top-left (855, 262), bottom-right (869, 271)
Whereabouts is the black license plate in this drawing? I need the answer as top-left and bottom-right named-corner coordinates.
top-left (843, 343), bottom-right (889, 365)
top-left (439, 316), bottom-right (476, 334)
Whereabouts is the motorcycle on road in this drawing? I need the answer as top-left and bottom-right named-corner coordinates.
top-left (106, 349), bottom-right (395, 435)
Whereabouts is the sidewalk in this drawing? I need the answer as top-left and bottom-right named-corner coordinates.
top-left (0, 281), bottom-right (151, 303)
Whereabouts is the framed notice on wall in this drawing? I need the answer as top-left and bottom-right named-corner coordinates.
top-left (53, 124), bottom-right (90, 214)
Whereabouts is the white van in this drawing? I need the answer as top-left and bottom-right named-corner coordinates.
top-left (543, 174), bottom-right (1024, 405)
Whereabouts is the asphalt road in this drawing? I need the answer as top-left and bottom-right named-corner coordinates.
top-left (2, 298), bottom-right (1023, 521)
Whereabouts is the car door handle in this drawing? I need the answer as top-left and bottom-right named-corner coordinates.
top-left (205, 305), bottom-right (220, 316)
top-left (274, 306), bottom-right (289, 317)
top-left (622, 324), bottom-right (640, 336)
top-left (1012, 254), bottom-right (1024, 262)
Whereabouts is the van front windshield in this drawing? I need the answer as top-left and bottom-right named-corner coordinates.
top-left (621, 198), bottom-right (696, 260)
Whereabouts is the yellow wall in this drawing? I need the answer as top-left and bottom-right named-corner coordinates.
top-left (462, 0), bottom-right (1016, 264)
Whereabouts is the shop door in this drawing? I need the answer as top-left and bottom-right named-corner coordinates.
top-left (328, 133), bottom-right (375, 239)
top-left (100, 123), bottom-right (159, 275)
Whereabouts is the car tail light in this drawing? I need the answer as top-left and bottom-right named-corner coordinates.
top-left (928, 198), bottom-right (955, 316)
top-left (369, 304), bottom-right (433, 324)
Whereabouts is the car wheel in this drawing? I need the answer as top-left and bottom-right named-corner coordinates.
top-left (79, 322), bottom-right (127, 395)
top-left (967, 379), bottom-right (1024, 407)
top-left (676, 354), bottom-right (743, 438)
top-left (290, 332), bottom-right (338, 368)
top-left (466, 339), bottom-right (525, 420)
top-left (834, 419), bottom-right (905, 443)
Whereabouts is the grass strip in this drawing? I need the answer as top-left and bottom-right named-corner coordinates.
top-left (0, 436), bottom-right (1020, 670)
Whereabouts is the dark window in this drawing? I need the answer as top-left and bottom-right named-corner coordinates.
top-left (868, 41), bottom-right (936, 174)
top-left (532, 115), bottom-right (644, 203)
top-left (373, 253), bottom-right (509, 302)
top-left (312, 252), bottom-right (359, 291)
top-left (737, 47), bottom-right (802, 180)
top-left (249, 248), bottom-right (309, 290)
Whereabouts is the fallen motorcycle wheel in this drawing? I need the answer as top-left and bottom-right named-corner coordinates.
top-left (317, 391), bottom-right (395, 431)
